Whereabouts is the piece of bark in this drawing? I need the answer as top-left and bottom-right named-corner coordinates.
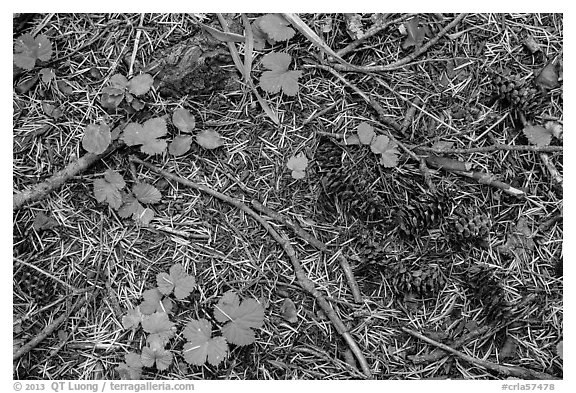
top-left (143, 32), bottom-right (239, 97)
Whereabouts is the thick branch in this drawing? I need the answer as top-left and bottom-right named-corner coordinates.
top-left (13, 141), bottom-right (121, 211)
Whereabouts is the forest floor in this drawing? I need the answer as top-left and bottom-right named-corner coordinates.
top-left (13, 13), bottom-right (563, 380)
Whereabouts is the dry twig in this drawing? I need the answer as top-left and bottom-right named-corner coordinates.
top-left (13, 140), bottom-right (121, 211)
top-left (402, 327), bottom-right (558, 379)
top-left (333, 14), bottom-right (467, 72)
top-left (250, 200), bottom-right (363, 303)
top-left (13, 294), bottom-right (90, 361)
top-left (129, 156), bottom-right (373, 378)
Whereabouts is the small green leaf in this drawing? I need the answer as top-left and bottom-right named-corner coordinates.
top-left (279, 298), bottom-right (298, 323)
top-left (14, 34), bottom-right (53, 70)
top-left (286, 153), bottom-right (308, 179)
top-left (172, 108), bottom-right (196, 133)
top-left (402, 17), bottom-right (428, 49)
top-left (196, 130), bottom-right (224, 150)
top-left (39, 68), bottom-right (55, 83)
top-left (121, 117), bottom-right (168, 155)
top-left (357, 122), bottom-right (376, 145)
top-left (122, 307), bottom-right (143, 330)
top-left (141, 345), bottom-right (173, 370)
top-left (157, 263), bottom-right (196, 300)
top-left (116, 352), bottom-right (143, 380)
top-left (169, 135), bottom-right (193, 156)
top-left (370, 135), bottom-right (400, 168)
top-left (258, 14), bottom-right (295, 42)
top-left (182, 319), bottom-right (228, 366)
top-left (535, 62), bottom-right (559, 90)
top-left (523, 124), bottom-right (553, 147)
top-left (213, 291), bottom-right (264, 346)
top-left (82, 123), bottom-right (111, 154)
top-left (93, 170), bottom-right (125, 209)
top-left (133, 183), bottom-right (162, 204)
top-left (259, 52), bottom-right (302, 96)
top-left (127, 73), bottom-right (154, 96)
top-left (140, 288), bottom-right (173, 315)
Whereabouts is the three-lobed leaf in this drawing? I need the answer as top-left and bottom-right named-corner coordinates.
top-left (370, 135), bottom-right (400, 168)
top-left (121, 117), bottom-right (168, 155)
top-left (182, 318), bottom-right (228, 366)
top-left (258, 14), bottom-right (295, 42)
top-left (116, 352), bottom-right (143, 380)
top-left (213, 291), bottom-right (264, 346)
top-left (93, 170), bottom-right (125, 209)
top-left (523, 124), bottom-right (553, 147)
top-left (141, 344), bottom-right (173, 371)
top-left (259, 52), bottom-right (302, 96)
top-left (82, 122), bottom-right (111, 154)
top-left (139, 288), bottom-right (173, 315)
top-left (14, 33), bottom-right (53, 70)
top-left (156, 263), bottom-right (196, 300)
top-left (122, 306), bottom-right (143, 330)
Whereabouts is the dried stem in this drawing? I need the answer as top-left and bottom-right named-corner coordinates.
top-left (333, 14), bottom-right (467, 72)
top-left (250, 200), bottom-right (363, 303)
top-left (402, 327), bottom-right (557, 379)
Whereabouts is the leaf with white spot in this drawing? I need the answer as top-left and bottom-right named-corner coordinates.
top-left (213, 291), bottom-right (264, 346)
top-left (182, 318), bottom-right (228, 366)
top-left (14, 34), bottom-right (53, 70)
top-left (156, 263), bottom-right (196, 300)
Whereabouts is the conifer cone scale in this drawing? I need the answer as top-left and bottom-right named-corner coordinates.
top-left (490, 73), bottom-right (542, 113)
top-left (15, 267), bottom-right (58, 304)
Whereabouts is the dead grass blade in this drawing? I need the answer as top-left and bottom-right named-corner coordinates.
top-left (216, 13), bottom-right (279, 125)
top-left (282, 13), bottom-right (359, 71)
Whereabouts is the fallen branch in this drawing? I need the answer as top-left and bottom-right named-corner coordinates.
top-left (407, 325), bottom-right (491, 364)
top-left (13, 294), bottom-right (89, 361)
top-left (416, 144), bottom-right (563, 154)
top-left (425, 155), bottom-right (525, 198)
top-left (130, 156), bottom-right (373, 378)
top-left (540, 153), bottom-right (563, 188)
top-left (13, 140), bottom-right (121, 211)
top-left (336, 14), bottom-right (416, 58)
top-left (402, 327), bottom-right (558, 379)
top-left (334, 14), bottom-right (467, 72)
top-left (250, 200), bottom-right (363, 303)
